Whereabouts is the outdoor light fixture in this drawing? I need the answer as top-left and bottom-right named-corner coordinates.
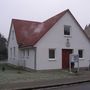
top-left (66, 38), bottom-right (70, 47)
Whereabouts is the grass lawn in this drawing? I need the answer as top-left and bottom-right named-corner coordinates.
top-left (0, 63), bottom-right (74, 84)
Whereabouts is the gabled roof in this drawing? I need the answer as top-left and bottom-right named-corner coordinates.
top-left (11, 9), bottom-right (68, 47)
top-left (10, 9), bottom-right (88, 48)
top-left (12, 19), bottom-right (41, 47)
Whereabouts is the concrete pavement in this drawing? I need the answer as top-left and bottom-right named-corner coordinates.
top-left (37, 82), bottom-right (90, 90)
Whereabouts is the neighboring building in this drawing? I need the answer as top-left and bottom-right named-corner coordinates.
top-left (8, 9), bottom-right (90, 70)
top-left (84, 24), bottom-right (90, 39)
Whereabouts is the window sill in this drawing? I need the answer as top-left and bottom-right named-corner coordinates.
top-left (79, 58), bottom-right (84, 60)
top-left (27, 57), bottom-right (29, 59)
top-left (64, 35), bottom-right (72, 38)
top-left (48, 59), bottom-right (56, 61)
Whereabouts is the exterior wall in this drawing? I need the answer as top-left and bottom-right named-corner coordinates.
top-left (8, 24), bottom-right (19, 65)
top-left (35, 12), bottom-right (90, 70)
top-left (8, 24), bottom-right (35, 69)
top-left (84, 25), bottom-right (90, 39)
top-left (19, 48), bottom-right (35, 69)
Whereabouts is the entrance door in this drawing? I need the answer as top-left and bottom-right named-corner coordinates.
top-left (62, 49), bottom-right (72, 69)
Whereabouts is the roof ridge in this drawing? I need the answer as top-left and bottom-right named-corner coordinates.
top-left (43, 9), bottom-right (69, 23)
top-left (31, 9), bottom-right (69, 45)
top-left (11, 9), bottom-right (72, 47)
top-left (12, 19), bottom-right (42, 24)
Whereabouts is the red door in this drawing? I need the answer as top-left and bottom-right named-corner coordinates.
top-left (62, 49), bottom-right (72, 69)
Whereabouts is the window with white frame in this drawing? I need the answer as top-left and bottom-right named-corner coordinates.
top-left (12, 30), bottom-right (14, 40)
top-left (10, 48), bottom-right (12, 58)
top-left (27, 49), bottom-right (29, 56)
top-left (49, 49), bottom-right (55, 60)
top-left (64, 25), bottom-right (71, 35)
top-left (23, 50), bottom-right (25, 57)
top-left (78, 49), bottom-right (83, 58)
top-left (26, 49), bottom-right (29, 57)
top-left (14, 47), bottom-right (15, 57)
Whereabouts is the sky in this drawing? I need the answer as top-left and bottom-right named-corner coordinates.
top-left (0, 0), bottom-right (90, 38)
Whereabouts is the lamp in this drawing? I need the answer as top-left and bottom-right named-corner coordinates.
top-left (66, 38), bottom-right (70, 47)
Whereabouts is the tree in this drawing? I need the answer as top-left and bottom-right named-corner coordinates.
top-left (0, 33), bottom-right (8, 60)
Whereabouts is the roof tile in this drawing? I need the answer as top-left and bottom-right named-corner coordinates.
top-left (12, 9), bottom-right (69, 47)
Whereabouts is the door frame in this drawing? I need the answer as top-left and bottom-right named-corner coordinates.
top-left (62, 49), bottom-right (73, 69)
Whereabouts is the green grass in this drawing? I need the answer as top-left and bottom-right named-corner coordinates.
top-left (0, 64), bottom-right (73, 84)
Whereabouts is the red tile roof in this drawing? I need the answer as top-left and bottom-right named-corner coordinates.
top-left (11, 9), bottom-right (87, 48)
top-left (12, 19), bottom-right (41, 47)
top-left (12, 9), bottom-right (68, 48)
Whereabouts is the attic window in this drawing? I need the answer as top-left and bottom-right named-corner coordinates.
top-left (64, 25), bottom-right (71, 35)
top-left (12, 30), bottom-right (14, 40)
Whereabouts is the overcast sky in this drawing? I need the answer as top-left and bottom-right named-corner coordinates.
top-left (0, 0), bottom-right (90, 38)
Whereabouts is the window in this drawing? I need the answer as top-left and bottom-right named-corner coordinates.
top-left (12, 30), bottom-right (14, 40)
top-left (78, 50), bottom-right (83, 58)
top-left (23, 50), bottom-right (25, 57)
top-left (14, 47), bottom-right (15, 57)
top-left (27, 49), bottom-right (29, 56)
top-left (64, 25), bottom-right (71, 35)
top-left (10, 48), bottom-right (12, 57)
top-left (49, 49), bottom-right (55, 59)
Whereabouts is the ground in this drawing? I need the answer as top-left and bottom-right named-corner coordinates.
top-left (0, 63), bottom-right (90, 90)
top-left (0, 63), bottom-right (74, 85)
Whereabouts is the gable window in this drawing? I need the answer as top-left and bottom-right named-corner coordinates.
top-left (49, 49), bottom-right (55, 60)
top-left (14, 47), bottom-right (15, 57)
top-left (12, 30), bottom-right (14, 40)
top-left (78, 50), bottom-right (83, 58)
top-left (64, 25), bottom-right (71, 35)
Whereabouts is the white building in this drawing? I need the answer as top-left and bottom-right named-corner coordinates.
top-left (84, 24), bottom-right (90, 39)
top-left (8, 9), bottom-right (90, 70)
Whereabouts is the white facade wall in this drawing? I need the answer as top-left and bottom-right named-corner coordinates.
top-left (35, 12), bottom-right (90, 70)
top-left (8, 25), bottom-right (19, 65)
top-left (25, 49), bottom-right (35, 69)
top-left (19, 48), bottom-right (35, 69)
top-left (8, 25), bottom-right (35, 69)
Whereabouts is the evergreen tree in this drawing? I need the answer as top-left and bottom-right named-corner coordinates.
top-left (0, 33), bottom-right (7, 60)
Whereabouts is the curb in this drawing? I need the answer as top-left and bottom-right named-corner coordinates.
top-left (17, 79), bottom-right (90, 90)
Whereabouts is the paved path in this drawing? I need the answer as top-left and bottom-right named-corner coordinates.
top-left (0, 70), bottom-right (90, 90)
